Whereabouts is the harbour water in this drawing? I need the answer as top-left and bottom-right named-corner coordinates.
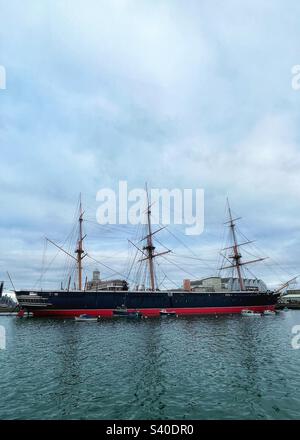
top-left (0, 311), bottom-right (300, 420)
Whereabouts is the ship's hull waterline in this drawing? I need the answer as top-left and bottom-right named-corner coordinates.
top-left (15, 290), bottom-right (279, 318)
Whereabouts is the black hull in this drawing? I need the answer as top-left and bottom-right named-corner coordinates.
top-left (15, 290), bottom-right (279, 318)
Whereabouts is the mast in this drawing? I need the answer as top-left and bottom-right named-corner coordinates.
top-left (138, 184), bottom-right (171, 291)
top-left (45, 195), bottom-right (87, 291)
top-left (227, 200), bottom-right (244, 291)
top-left (219, 199), bottom-right (267, 291)
top-left (75, 195), bottom-right (85, 291)
top-left (144, 184), bottom-right (156, 291)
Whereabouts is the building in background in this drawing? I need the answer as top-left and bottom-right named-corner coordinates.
top-left (277, 289), bottom-right (300, 309)
top-left (182, 277), bottom-right (268, 293)
top-left (86, 270), bottom-right (128, 291)
top-left (0, 282), bottom-right (18, 312)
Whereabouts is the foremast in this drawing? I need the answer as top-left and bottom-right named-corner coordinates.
top-left (46, 195), bottom-right (86, 291)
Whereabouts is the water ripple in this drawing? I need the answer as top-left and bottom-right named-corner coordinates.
top-left (0, 311), bottom-right (300, 419)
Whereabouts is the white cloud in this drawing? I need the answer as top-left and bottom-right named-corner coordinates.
top-left (0, 0), bottom-right (300, 289)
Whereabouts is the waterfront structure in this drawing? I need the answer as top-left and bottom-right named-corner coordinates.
top-left (187, 277), bottom-right (268, 293)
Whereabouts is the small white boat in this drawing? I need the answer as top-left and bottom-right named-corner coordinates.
top-left (160, 309), bottom-right (177, 317)
top-left (112, 308), bottom-right (143, 319)
top-left (263, 310), bottom-right (276, 316)
top-left (0, 312), bottom-right (18, 316)
top-left (241, 309), bottom-right (261, 317)
top-left (75, 314), bottom-right (100, 322)
top-left (18, 311), bottom-right (34, 318)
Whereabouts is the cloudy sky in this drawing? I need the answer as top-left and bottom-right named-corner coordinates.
top-left (0, 0), bottom-right (300, 291)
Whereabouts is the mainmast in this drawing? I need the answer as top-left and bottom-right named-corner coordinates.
top-left (136, 184), bottom-right (171, 291)
top-left (143, 185), bottom-right (156, 291)
top-left (75, 195), bottom-right (85, 290)
top-left (219, 199), bottom-right (266, 292)
top-left (227, 200), bottom-right (244, 291)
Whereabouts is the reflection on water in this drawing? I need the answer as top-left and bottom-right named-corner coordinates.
top-left (0, 311), bottom-right (300, 419)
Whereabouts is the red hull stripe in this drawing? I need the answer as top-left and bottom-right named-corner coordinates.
top-left (19, 305), bottom-right (275, 318)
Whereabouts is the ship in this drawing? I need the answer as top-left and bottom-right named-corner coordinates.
top-left (15, 195), bottom-right (279, 318)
